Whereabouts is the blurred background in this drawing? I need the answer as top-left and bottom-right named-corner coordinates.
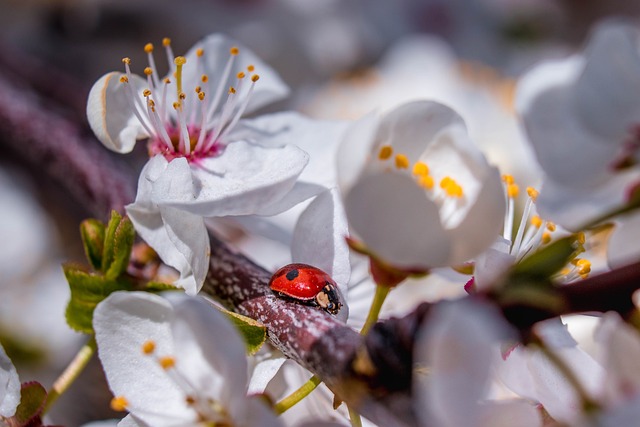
top-left (0, 0), bottom-right (638, 425)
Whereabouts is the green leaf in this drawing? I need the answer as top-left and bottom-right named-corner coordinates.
top-left (13, 381), bottom-right (47, 426)
top-left (80, 219), bottom-right (105, 271)
top-left (218, 307), bottom-right (266, 355)
top-left (64, 265), bottom-right (131, 334)
top-left (510, 235), bottom-right (577, 281)
top-left (143, 281), bottom-right (180, 293)
top-left (104, 216), bottom-right (135, 280)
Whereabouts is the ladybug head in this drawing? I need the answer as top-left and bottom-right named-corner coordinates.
top-left (315, 283), bottom-right (342, 315)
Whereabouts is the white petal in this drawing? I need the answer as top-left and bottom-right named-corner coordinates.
top-left (608, 214), bottom-right (640, 268)
top-left (477, 400), bottom-right (542, 427)
top-left (252, 181), bottom-right (325, 217)
top-left (87, 72), bottom-right (148, 153)
top-left (345, 171), bottom-right (451, 269)
top-left (574, 21), bottom-right (640, 142)
top-left (155, 141), bottom-right (309, 217)
top-left (184, 34), bottom-right (289, 115)
top-left (242, 397), bottom-right (285, 427)
top-left (94, 292), bottom-right (195, 426)
top-left (336, 112), bottom-right (380, 195)
top-left (414, 299), bottom-right (512, 427)
top-left (473, 237), bottom-right (515, 291)
top-left (167, 295), bottom-right (249, 420)
top-left (0, 343), bottom-right (20, 418)
top-left (292, 189), bottom-right (351, 321)
top-left (247, 357), bottom-right (287, 395)
top-left (516, 56), bottom-right (618, 187)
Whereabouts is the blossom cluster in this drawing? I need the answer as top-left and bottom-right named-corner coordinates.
top-left (3, 17), bottom-right (640, 427)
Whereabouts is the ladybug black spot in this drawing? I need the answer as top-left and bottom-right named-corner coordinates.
top-left (286, 269), bottom-right (299, 281)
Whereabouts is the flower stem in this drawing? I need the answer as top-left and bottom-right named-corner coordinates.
top-left (273, 374), bottom-right (322, 414)
top-left (42, 336), bottom-right (97, 415)
top-left (360, 284), bottom-right (391, 336)
top-left (348, 404), bottom-right (363, 427)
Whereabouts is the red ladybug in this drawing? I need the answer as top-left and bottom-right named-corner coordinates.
top-left (269, 263), bottom-right (342, 315)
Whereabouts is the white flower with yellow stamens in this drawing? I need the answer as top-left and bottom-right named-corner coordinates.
top-left (93, 291), bottom-right (283, 427)
top-left (87, 35), bottom-right (311, 294)
top-left (337, 100), bottom-right (505, 271)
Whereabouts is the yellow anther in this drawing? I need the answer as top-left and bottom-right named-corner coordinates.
top-left (196, 48), bottom-right (204, 57)
top-left (147, 99), bottom-right (155, 107)
top-left (162, 37), bottom-right (171, 47)
top-left (378, 145), bottom-right (393, 160)
top-left (173, 101), bottom-right (180, 110)
top-left (576, 232), bottom-right (586, 245)
top-left (251, 74), bottom-right (260, 82)
top-left (530, 215), bottom-right (543, 228)
top-left (121, 57), bottom-right (131, 64)
top-left (198, 92), bottom-right (205, 101)
top-left (247, 64), bottom-right (255, 72)
top-left (507, 183), bottom-right (520, 199)
top-left (440, 176), bottom-right (452, 189)
top-left (201, 74), bottom-right (209, 83)
top-left (159, 356), bottom-right (176, 370)
top-left (144, 67), bottom-right (153, 76)
top-left (119, 76), bottom-right (129, 83)
top-left (164, 78), bottom-right (171, 84)
top-left (502, 174), bottom-right (515, 185)
top-left (141, 340), bottom-right (156, 355)
top-left (230, 46), bottom-right (239, 55)
top-left (440, 177), bottom-right (463, 197)
top-left (195, 86), bottom-right (201, 93)
top-left (186, 395), bottom-right (196, 405)
top-left (179, 92), bottom-right (186, 100)
top-left (576, 259), bottom-right (591, 275)
top-left (527, 187), bottom-right (539, 201)
top-left (110, 396), bottom-right (129, 412)
top-left (142, 89), bottom-right (152, 97)
top-left (546, 222), bottom-right (556, 232)
top-left (542, 232), bottom-right (552, 244)
top-left (237, 72), bottom-right (245, 79)
top-left (412, 162), bottom-right (429, 176)
top-left (395, 154), bottom-right (410, 169)
top-left (174, 56), bottom-right (187, 66)
top-left (144, 43), bottom-right (153, 53)
top-left (418, 175), bottom-right (434, 189)
top-left (229, 86), bottom-right (236, 94)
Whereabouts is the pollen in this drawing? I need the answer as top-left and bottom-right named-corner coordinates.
top-left (196, 48), bottom-right (204, 57)
top-left (121, 57), bottom-right (131, 64)
top-left (195, 86), bottom-right (201, 93)
top-left (507, 183), bottom-right (520, 199)
top-left (395, 154), bottom-right (409, 169)
top-left (119, 76), bottom-right (129, 83)
top-left (378, 145), bottom-right (393, 160)
top-left (144, 43), bottom-right (153, 53)
top-left (142, 89), bottom-right (152, 97)
top-left (201, 74), bottom-right (209, 83)
top-left (159, 356), bottom-right (176, 370)
top-left (418, 175), bottom-right (434, 189)
top-left (542, 232), bottom-right (552, 244)
top-left (251, 74), bottom-right (260, 82)
top-left (164, 78), bottom-right (171, 84)
top-left (141, 340), bottom-right (156, 355)
top-left (530, 215), bottom-right (543, 228)
top-left (144, 67), bottom-right (153, 76)
top-left (174, 56), bottom-right (187, 66)
top-left (110, 396), bottom-right (129, 412)
top-left (575, 258), bottom-right (591, 275)
top-left (440, 177), bottom-right (463, 198)
top-left (173, 101), bottom-right (180, 110)
top-left (229, 86), bottom-right (236, 94)
top-left (230, 46), bottom-right (240, 55)
top-left (412, 161), bottom-right (429, 176)
top-left (162, 37), bottom-right (171, 47)
top-left (527, 187), bottom-right (539, 201)
top-left (502, 174), bottom-right (515, 185)
top-left (179, 92), bottom-right (186, 100)
top-left (546, 222), bottom-right (556, 232)
top-left (247, 64), bottom-right (255, 72)
top-left (237, 72), bottom-right (245, 79)
top-left (198, 91), bottom-right (205, 100)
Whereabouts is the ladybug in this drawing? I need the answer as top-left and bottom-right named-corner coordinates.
top-left (269, 263), bottom-right (342, 315)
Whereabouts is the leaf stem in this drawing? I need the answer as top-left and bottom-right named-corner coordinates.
top-left (273, 374), bottom-right (322, 414)
top-left (348, 404), bottom-right (363, 427)
top-left (42, 336), bottom-right (97, 414)
top-left (360, 285), bottom-right (391, 336)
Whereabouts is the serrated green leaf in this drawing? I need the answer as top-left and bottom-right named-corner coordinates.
top-left (13, 381), bottom-right (46, 426)
top-left (101, 210), bottom-right (123, 273)
top-left (104, 216), bottom-right (134, 280)
top-left (511, 235), bottom-right (577, 281)
top-left (80, 219), bottom-right (105, 271)
top-left (218, 307), bottom-right (266, 355)
top-left (63, 265), bottom-right (131, 334)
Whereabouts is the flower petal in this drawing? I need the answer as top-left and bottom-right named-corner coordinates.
top-left (94, 292), bottom-right (194, 426)
top-left (87, 72), bottom-right (148, 153)
top-left (184, 34), bottom-right (289, 116)
top-left (345, 171), bottom-right (451, 269)
top-left (337, 111), bottom-right (380, 194)
top-left (155, 141), bottom-right (309, 217)
top-left (607, 214), bottom-right (640, 268)
top-left (247, 357), bottom-right (287, 395)
top-left (0, 343), bottom-right (20, 418)
top-left (477, 400), bottom-right (542, 427)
